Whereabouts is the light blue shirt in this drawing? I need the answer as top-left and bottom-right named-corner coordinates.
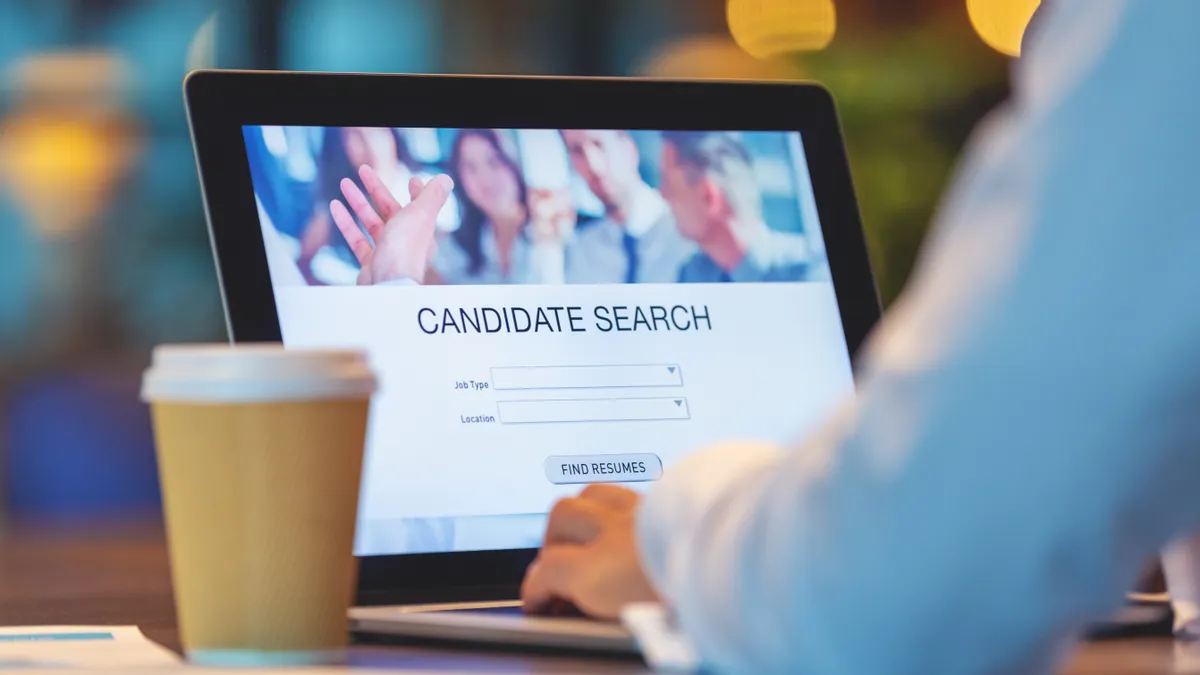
top-left (565, 183), bottom-right (696, 284)
top-left (638, 3), bottom-right (1200, 673)
top-left (432, 221), bottom-right (566, 285)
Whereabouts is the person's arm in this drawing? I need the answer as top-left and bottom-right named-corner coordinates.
top-left (639, 2), bottom-right (1200, 673)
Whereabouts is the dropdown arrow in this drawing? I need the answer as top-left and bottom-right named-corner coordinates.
top-left (674, 400), bottom-right (683, 407)
top-left (667, 366), bottom-right (676, 374)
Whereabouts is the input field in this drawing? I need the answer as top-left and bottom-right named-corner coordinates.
top-left (497, 397), bottom-right (690, 424)
top-left (490, 364), bottom-right (682, 391)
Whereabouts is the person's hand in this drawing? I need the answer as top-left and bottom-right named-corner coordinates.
top-left (521, 485), bottom-right (658, 619)
top-left (329, 165), bottom-right (454, 285)
top-left (527, 187), bottom-right (577, 246)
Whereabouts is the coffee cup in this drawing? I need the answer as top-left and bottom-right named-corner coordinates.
top-left (141, 344), bottom-right (376, 666)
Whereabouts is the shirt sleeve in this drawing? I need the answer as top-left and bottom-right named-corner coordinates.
top-left (637, 2), bottom-right (1200, 673)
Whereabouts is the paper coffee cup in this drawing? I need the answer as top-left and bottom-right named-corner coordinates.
top-left (142, 344), bottom-right (376, 666)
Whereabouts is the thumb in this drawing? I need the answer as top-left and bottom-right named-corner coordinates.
top-left (406, 174), bottom-right (454, 221)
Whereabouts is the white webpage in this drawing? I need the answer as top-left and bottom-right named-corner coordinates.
top-left (245, 125), bottom-right (856, 555)
top-left (276, 282), bottom-right (852, 553)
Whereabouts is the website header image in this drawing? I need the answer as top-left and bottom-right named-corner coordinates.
top-left (245, 126), bottom-right (830, 288)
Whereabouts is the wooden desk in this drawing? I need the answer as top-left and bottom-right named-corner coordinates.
top-left (0, 523), bottom-right (1188, 673)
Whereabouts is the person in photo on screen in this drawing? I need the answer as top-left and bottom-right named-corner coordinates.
top-left (327, 152), bottom-right (454, 286)
top-left (434, 129), bottom-right (573, 285)
top-left (559, 130), bottom-right (694, 284)
top-left (660, 131), bottom-right (820, 283)
top-left (305, 128), bottom-right (423, 282)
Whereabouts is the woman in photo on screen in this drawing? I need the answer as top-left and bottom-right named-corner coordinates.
top-left (327, 128), bottom-right (571, 286)
top-left (308, 127), bottom-right (420, 282)
top-left (435, 128), bottom-right (574, 285)
top-left (326, 127), bottom-right (462, 286)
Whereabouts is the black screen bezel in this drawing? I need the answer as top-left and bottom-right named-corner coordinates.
top-left (185, 70), bottom-right (881, 605)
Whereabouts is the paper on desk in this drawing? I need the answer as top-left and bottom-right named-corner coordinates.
top-left (0, 626), bottom-right (180, 669)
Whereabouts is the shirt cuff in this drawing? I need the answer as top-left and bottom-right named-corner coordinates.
top-left (635, 441), bottom-right (784, 605)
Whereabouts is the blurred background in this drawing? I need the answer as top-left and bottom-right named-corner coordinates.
top-left (0, 0), bottom-right (1040, 524)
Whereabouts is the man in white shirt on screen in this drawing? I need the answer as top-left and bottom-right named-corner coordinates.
top-left (559, 129), bottom-right (695, 284)
top-left (521, 2), bottom-right (1200, 674)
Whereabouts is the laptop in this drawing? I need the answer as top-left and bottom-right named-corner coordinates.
top-left (184, 71), bottom-right (880, 655)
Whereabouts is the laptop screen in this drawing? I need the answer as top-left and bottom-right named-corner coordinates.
top-left (242, 126), bottom-right (854, 556)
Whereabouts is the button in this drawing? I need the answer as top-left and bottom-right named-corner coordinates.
top-left (545, 454), bottom-right (663, 485)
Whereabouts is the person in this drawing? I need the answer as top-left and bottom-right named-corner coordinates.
top-left (303, 127), bottom-right (418, 283)
top-left (324, 127), bottom-right (466, 286)
top-left (327, 157), bottom-right (455, 286)
top-left (521, 2), bottom-right (1200, 673)
top-left (559, 129), bottom-right (695, 284)
top-left (659, 131), bottom-right (820, 283)
top-left (435, 129), bottom-right (572, 285)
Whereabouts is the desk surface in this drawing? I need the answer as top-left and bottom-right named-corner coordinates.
top-left (0, 522), bottom-right (1189, 674)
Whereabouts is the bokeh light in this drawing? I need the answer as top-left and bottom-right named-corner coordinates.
top-left (727, 0), bottom-right (837, 59)
top-left (967, 0), bottom-right (1041, 57)
top-left (0, 53), bottom-right (141, 238)
top-left (638, 36), bottom-right (803, 81)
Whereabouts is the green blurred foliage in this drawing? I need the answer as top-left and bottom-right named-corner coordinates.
top-left (799, 17), bottom-right (1010, 306)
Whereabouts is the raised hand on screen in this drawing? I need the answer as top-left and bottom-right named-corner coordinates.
top-left (329, 165), bottom-right (454, 285)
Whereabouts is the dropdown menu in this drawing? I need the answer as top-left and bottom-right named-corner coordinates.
top-left (496, 397), bottom-right (691, 424)
top-left (491, 364), bottom-right (683, 390)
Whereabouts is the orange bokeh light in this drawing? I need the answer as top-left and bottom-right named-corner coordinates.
top-left (967, 0), bottom-right (1041, 57)
top-left (727, 0), bottom-right (837, 59)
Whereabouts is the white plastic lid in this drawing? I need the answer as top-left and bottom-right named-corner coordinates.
top-left (141, 344), bottom-right (377, 403)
